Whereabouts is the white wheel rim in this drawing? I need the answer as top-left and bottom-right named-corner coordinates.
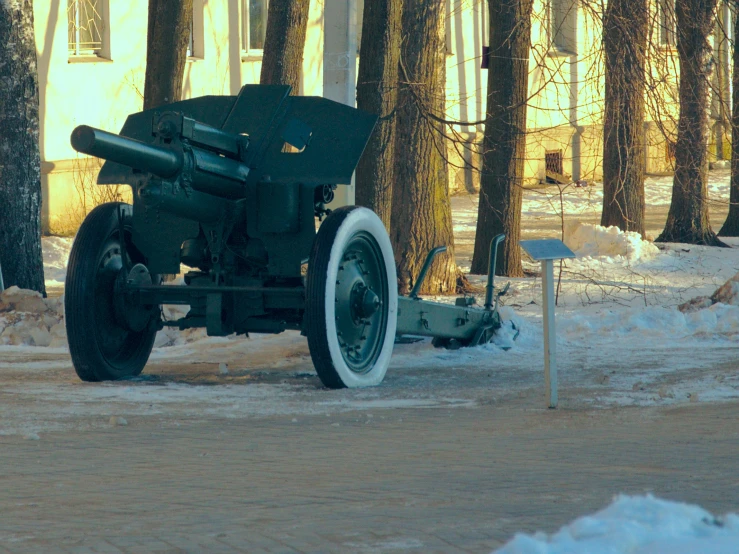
top-left (323, 208), bottom-right (397, 387)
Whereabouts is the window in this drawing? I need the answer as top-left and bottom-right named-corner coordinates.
top-left (242, 0), bottom-right (269, 56)
top-left (549, 0), bottom-right (577, 54)
top-left (188, 2), bottom-right (204, 60)
top-left (187, 22), bottom-right (194, 58)
top-left (68, 0), bottom-right (107, 58)
top-left (545, 149), bottom-right (565, 183)
top-left (658, 0), bottom-right (676, 47)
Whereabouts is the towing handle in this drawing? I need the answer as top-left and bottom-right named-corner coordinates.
top-left (484, 234), bottom-right (506, 310)
top-left (409, 246), bottom-right (448, 299)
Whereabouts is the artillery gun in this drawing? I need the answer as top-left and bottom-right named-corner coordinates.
top-left (66, 85), bottom-right (509, 388)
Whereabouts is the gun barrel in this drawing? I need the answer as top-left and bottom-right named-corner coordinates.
top-left (71, 125), bottom-right (182, 178)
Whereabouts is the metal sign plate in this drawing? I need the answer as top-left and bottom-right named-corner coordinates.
top-left (520, 239), bottom-right (576, 261)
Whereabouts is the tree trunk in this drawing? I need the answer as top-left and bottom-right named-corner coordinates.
top-left (719, 0), bottom-right (739, 236)
top-left (470, 0), bottom-right (533, 277)
top-left (390, 0), bottom-right (456, 295)
top-left (600, 0), bottom-right (648, 236)
top-left (260, 0), bottom-right (310, 92)
top-left (143, 0), bottom-right (193, 110)
top-left (656, 0), bottom-right (725, 245)
top-left (0, 1), bottom-right (46, 295)
top-left (355, 0), bottom-right (403, 228)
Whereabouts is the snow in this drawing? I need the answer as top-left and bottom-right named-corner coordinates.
top-left (494, 495), bottom-right (739, 554)
top-left (564, 221), bottom-right (659, 263)
top-left (42, 236), bottom-right (73, 287)
top-left (0, 286), bottom-right (66, 347)
top-left (1, 170), bottom-right (738, 427)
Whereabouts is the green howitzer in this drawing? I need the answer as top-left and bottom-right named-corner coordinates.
top-left (66, 85), bottom-right (510, 388)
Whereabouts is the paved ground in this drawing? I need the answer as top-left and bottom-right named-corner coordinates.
top-left (2, 382), bottom-right (738, 553)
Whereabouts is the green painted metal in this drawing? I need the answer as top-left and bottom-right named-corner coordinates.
top-left (333, 230), bottom-right (389, 373)
top-left (409, 246), bottom-right (447, 299)
top-left (396, 296), bottom-right (500, 342)
top-left (485, 234), bottom-right (506, 309)
top-left (396, 235), bottom-right (508, 348)
top-left (69, 85), bottom-right (512, 382)
top-left (71, 85), bottom-right (377, 336)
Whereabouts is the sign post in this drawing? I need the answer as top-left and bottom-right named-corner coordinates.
top-left (519, 239), bottom-right (575, 409)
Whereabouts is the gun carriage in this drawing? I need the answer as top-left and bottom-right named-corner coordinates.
top-left (66, 85), bottom-right (509, 388)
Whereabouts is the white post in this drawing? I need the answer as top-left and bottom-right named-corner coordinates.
top-left (541, 259), bottom-right (558, 408)
top-left (323, 0), bottom-right (358, 207)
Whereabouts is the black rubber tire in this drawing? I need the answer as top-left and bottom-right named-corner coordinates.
top-left (305, 206), bottom-right (397, 388)
top-left (65, 202), bottom-right (158, 381)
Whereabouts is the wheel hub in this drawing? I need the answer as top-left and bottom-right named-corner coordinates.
top-left (333, 234), bottom-right (389, 374)
top-left (114, 263), bottom-right (155, 332)
top-left (350, 283), bottom-right (380, 320)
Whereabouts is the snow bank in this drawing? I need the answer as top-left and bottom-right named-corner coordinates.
top-left (0, 288), bottom-right (209, 350)
top-left (559, 302), bottom-right (739, 342)
top-left (0, 287), bottom-right (66, 347)
top-left (0, 287), bottom-right (243, 351)
top-left (495, 495), bottom-right (739, 554)
top-left (42, 236), bottom-right (73, 286)
top-left (564, 221), bottom-right (659, 263)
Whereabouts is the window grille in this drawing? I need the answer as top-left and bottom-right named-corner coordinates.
top-left (546, 150), bottom-right (564, 175)
top-left (242, 0), bottom-right (269, 55)
top-left (68, 0), bottom-right (104, 56)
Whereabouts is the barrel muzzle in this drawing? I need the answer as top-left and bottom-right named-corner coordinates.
top-left (70, 125), bottom-right (182, 178)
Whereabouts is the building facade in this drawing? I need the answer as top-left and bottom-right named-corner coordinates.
top-left (445, 0), bottom-right (732, 193)
top-left (36, 0), bottom-right (325, 234)
top-left (35, 0), bottom-right (731, 233)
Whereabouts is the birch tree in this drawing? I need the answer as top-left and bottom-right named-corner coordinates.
top-left (0, 0), bottom-right (46, 294)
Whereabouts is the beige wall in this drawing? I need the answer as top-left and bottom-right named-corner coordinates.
top-left (442, 0), bottom-right (708, 192)
top-left (37, 0), bottom-right (324, 234)
top-left (39, 0), bottom-right (721, 232)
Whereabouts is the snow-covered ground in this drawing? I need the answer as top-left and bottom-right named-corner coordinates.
top-left (495, 495), bottom-right (739, 554)
top-left (0, 171), bottom-right (739, 406)
top-left (1, 171), bottom-right (739, 430)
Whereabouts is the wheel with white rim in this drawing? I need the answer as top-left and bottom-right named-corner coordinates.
top-left (305, 206), bottom-right (397, 388)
